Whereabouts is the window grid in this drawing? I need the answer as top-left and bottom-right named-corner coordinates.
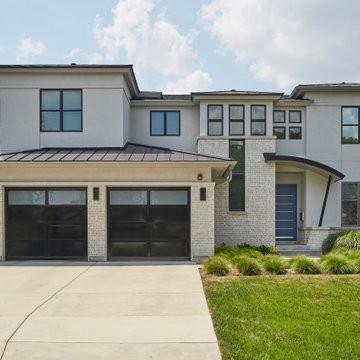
top-left (251, 105), bottom-right (266, 136)
top-left (40, 89), bottom-right (82, 132)
top-left (207, 105), bottom-right (223, 136)
top-left (289, 110), bottom-right (302, 123)
top-left (229, 104), bottom-right (244, 136)
top-left (273, 126), bottom-right (286, 139)
top-left (150, 111), bottom-right (180, 136)
top-left (289, 126), bottom-right (302, 140)
top-left (342, 106), bottom-right (360, 144)
top-left (273, 110), bottom-right (285, 123)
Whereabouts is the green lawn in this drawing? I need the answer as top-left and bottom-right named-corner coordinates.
top-left (202, 275), bottom-right (360, 360)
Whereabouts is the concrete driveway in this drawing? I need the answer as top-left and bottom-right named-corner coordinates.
top-left (0, 262), bottom-right (221, 359)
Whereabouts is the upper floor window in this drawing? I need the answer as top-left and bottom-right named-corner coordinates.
top-left (342, 107), bottom-right (360, 144)
top-left (289, 110), bottom-right (301, 123)
top-left (342, 183), bottom-right (359, 225)
top-left (251, 105), bottom-right (266, 136)
top-left (229, 105), bottom-right (244, 136)
top-left (289, 126), bottom-right (302, 139)
top-left (273, 110), bottom-right (285, 123)
top-left (229, 140), bottom-right (245, 211)
top-left (150, 111), bottom-right (180, 136)
top-left (208, 105), bottom-right (223, 136)
top-left (40, 90), bottom-right (82, 132)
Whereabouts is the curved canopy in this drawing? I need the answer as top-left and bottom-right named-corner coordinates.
top-left (263, 153), bottom-right (345, 182)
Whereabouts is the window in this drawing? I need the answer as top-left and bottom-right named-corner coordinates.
top-left (150, 111), bottom-right (180, 136)
top-left (273, 126), bottom-right (285, 139)
top-left (251, 105), bottom-right (266, 135)
top-left (208, 105), bottom-right (223, 136)
top-left (342, 107), bottom-right (360, 144)
top-left (229, 140), bottom-right (245, 211)
top-left (342, 183), bottom-right (359, 225)
top-left (273, 110), bottom-right (285, 123)
top-left (40, 90), bottom-right (82, 132)
top-left (229, 105), bottom-right (244, 135)
top-left (289, 110), bottom-right (302, 123)
top-left (289, 127), bottom-right (302, 139)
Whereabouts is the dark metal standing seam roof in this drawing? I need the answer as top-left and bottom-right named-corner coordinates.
top-left (0, 143), bottom-right (233, 163)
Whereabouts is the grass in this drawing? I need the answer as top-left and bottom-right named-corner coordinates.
top-left (203, 275), bottom-right (360, 360)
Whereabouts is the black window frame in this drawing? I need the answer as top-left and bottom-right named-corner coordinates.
top-left (273, 126), bottom-right (286, 139)
top-left (229, 104), bottom-right (244, 136)
top-left (207, 104), bottom-right (223, 136)
top-left (229, 140), bottom-right (245, 211)
top-left (40, 89), bottom-right (83, 132)
top-left (289, 126), bottom-right (302, 140)
top-left (273, 110), bottom-right (285, 123)
top-left (251, 104), bottom-right (266, 136)
top-left (341, 182), bottom-right (360, 226)
top-left (150, 110), bottom-right (181, 136)
top-left (289, 110), bottom-right (302, 123)
top-left (342, 106), bottom-right (360, 144)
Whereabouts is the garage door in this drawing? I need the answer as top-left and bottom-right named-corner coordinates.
top-left (6, 188), bottom-right (87, 260)
top-left (108, 188), bottom-right (190, 260)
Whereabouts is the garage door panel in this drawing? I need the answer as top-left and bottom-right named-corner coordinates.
top-left (48, 240), bottom-right (87, 257)
top-left (47, 206), bottom-right (86, 223)
top-left (7, 222), bottom-right (47, 241)
top-left (108, 223), bottom-right (148, 240)
top-left (150, 241), bottom-right (189, 257)
top-left (109, 242), bottom-right (148, 257)
top-left (7, 240), bottom-right (47, 258)
top-left (151, 223), bottom-right (189, 240)
top-left (108, 207), bottom-right (147, 223)
top-left (149, 207), bottom-right (189, 223)
top-left (6, 206), bottom-right (45, 221)
top-left (108, 188), bottom-right (190, 260)
top-left (47, 225), bottom-right (87, 240)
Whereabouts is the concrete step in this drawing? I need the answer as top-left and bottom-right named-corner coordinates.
top-left (276, 245), bottom-right (322, 257)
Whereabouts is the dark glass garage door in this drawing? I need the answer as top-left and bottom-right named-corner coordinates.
top-left (6, 188), bottom-right (87, 260)
top-left (108, 188), bottom-right (190, 260)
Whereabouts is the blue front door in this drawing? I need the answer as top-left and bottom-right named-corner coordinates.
top-left (276, 184), bottom-right (297, 242)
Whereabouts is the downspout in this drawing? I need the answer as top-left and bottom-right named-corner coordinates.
top-left (318, 175), bottom-right (332, 227)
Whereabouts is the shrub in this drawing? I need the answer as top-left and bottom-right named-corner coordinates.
top-left (320, 253), bottom-right (355, 274)
top-left (334, 231), bottom-right (360, 250)
top-left (232, 255), bottom-right (261, 275)
top-left (215, 246), bottom-right (243, 261)
top-left (257, 245), bottom-right (278, 255)
top-left (291, 256), bottom-right (321, 274)
top-left (203, 256), bottom-right (229, 276)
top-left (237, 248), bottom-right (263, 258)
top-left (322, 231), bottom-right (350, 254)
top-left (261, 255), bottom-right (288, 274)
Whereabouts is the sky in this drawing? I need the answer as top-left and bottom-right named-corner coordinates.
top-left (1, 0), bottom-right (360, 94)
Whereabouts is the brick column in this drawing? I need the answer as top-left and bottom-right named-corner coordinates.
top-left (87, 185), bottom-right (107, 261)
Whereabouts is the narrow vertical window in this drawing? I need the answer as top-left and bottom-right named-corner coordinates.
top-left (342, 107), bottom-right (360, 144)
top-left (251, 105), bottom-right (266, 135)
top-left (229, 105), bottom-right (244, 135)
top-left (208, 105), bottom-right (223, 136)
top-left (342, 183), bottom-right (358, 225)
top-left (229, 140), bottom-right (245, 211)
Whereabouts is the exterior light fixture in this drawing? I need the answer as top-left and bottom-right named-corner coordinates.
top-left (197, 173), bottom-right (203, 181)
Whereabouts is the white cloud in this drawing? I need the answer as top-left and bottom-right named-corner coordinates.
top-left (64, 48), bottom-right (80, 59)
top-left (93, 0), bottom-right (212, 93)
top-left (199, 0), bottom-right (360, 89)
top-left (17, 38), bottom-right (46, 60)
top-left (165, 70), bottom-right (212, 93)
top-left (86, 52), bottom-right (103, 64)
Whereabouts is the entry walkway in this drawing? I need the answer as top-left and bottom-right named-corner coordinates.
top-left (0, 262), bottom-right (221, 359)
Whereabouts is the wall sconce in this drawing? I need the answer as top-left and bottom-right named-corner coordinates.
top-left (197, 173), bottom-right (203, 181)
top-left (93, 187), bottom-right (99, 200)
top-left (200, 188), bottom-right (206, 201)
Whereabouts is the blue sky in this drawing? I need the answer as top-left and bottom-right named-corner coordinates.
top-left (1, 0), bottom-right (360, 94)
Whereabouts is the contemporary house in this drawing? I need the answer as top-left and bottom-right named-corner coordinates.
top-left (0, 64), bottom-right (357, 261)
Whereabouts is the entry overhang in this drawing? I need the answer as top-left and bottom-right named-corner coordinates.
top-left (263, 153), bottom-right (345, 182)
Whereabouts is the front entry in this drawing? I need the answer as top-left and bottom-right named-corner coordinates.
top-left (107, 188), bottom-right (190, 260)
top-left (275, 184), bottom-right (297, 242)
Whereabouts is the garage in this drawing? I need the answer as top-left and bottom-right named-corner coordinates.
top-left (108, 188), bottom-right (190, 260)
top-left (5, 188), bottom-right (87, 260)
